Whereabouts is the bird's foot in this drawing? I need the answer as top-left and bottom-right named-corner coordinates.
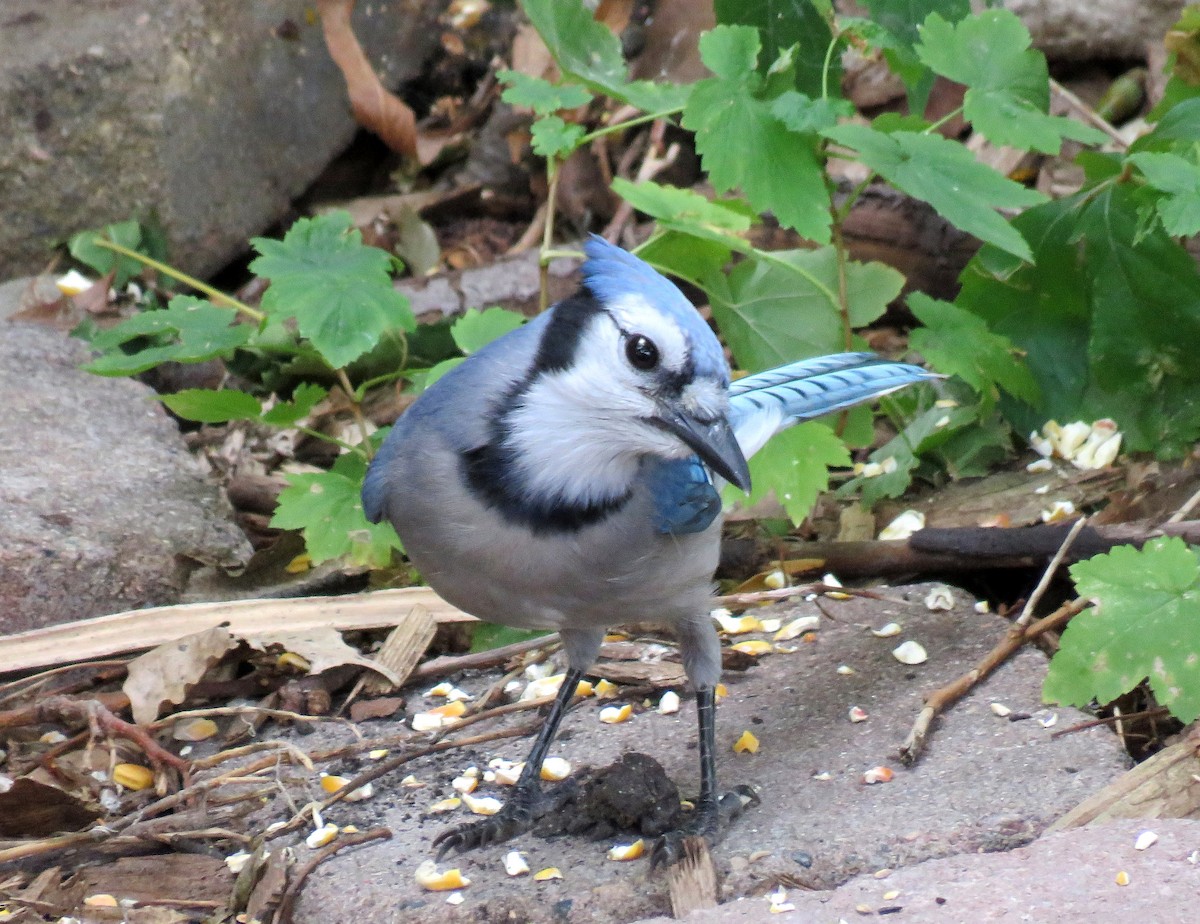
top-left (649, 784), bottom-right (759, 869)
top-left (433, 779), bottom-right (577, 858)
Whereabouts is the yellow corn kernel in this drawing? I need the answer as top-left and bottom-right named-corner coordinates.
top-left (733, 730), bottom-right (759, 754)
top-left (113, 763), bottom-right (154, 791)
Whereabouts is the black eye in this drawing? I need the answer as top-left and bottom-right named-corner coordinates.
top-left (625, 334), bottom-right (659, 370)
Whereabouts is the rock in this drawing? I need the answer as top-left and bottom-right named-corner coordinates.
top-left (0, 318), bottom-right (251, 634)
top-left (1006, 0), bottom-right (1183, 62)
top-left (0, 0), bottom-right (446, 278)
top-left (639, 818), bottom-right (1200, 922)
top-left (287, 583), bottom-right (1131, 923)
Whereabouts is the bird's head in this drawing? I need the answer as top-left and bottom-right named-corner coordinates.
top-left (503, 237), bottom-right (751, 505)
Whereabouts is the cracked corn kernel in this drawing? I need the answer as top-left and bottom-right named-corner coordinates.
top-left (534, 867), bottom-right (563, 881)
top-left (415, 860), bottom-right (469, 891)
top-left (462, 793), bottom-right (503, 815)
top-left (892, 640), bottom-right (928, 665)
top-left (775, 616), bottom-right (819, 641)
top-left (862, 766), bottom-right (894, 784)
top-left (1115, 870), bottom-right (1130, 886)
top-left (305, 823), bottom-right (338, 848)
top-left (593, 678), bottom-right (618, 698)
top-left (658, 691), bottom-right (681, 715)
top-left (599, 704), bottom-right (632, 724)
top-left (503, 851), bottom-right (530, 876)
top-left (427, 797), bottom-right (461, 814)
top-left (540, 757), bottom-right (572, 781)
top-left (112, 763), bottom-right (154, 791)
top-left (730, 640), bottom-right (772, 656)
top-left (733, 730), bottom-right (759, 754)
top-left (607, 839), bottom-right (645, 861)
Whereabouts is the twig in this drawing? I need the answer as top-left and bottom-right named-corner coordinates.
top-left (1014, 515), bottom-right (1088, 630)
top-left (1167, 484), bottom-right (1200, 525)
top-left (410, 632), bottom-right (560, 680)
top-left (1050, 78), bottom-right (1127, 147)
top-left (713, 582), bottom-right (907, 609)
top-left (276, 826), bottom-right (392, 924)
top-left (1049, 706), bottom-right (1170, 740)
top-left (898, 597), bottom-right (1088, 765)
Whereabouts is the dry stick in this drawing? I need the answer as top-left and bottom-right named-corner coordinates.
top-left (898, 518), bottom-right (1090, 765)
top-left (276, 826), bottom-right (392, 924)
top-left (1049, 706), bottom-right (1171, 740)
top-left (1013, 515), bottom-right (1088, 630)
top-left (713, 582), bottom-right (906, 609)
top-left (1166, 483), bottom-right (1200, 525)
top-left (409, 632), bottom-right (561, 680)
top-left (898, 597), bottom-right (1088, 765)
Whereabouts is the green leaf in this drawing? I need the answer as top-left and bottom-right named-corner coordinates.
top-left (613, 179), bottom-right (754, 257)
top-left (682, 26), bottom-right (831, 242)
top-left (770, 91), bottom-right (854, 133)
top-left (1044, 538), bottom-right (1200, 722)
top-left (916, 10), bottom-right (1105, 153)
top-left (823, 124), bottom-right (1046, 261)
top-left (1133, 98), bottom-right (1200, 152)
top-left (727, 421), bottom-right (851, 524)
top-left (85, 295), bottom-right (252, 376)
top-left (714, 0), bottom-right (839, 98)
top-left (519, 0), bottom-right (687, 112)
top-left (907, 293), bottom-right (1040, 406)
top-left (708, 247), bottom-right (904, 371)
top-left (450, 307), bottom-right (527, 354)
top-left (250, 212), bottom-right (414, 369)
top-left (68, 220), bottom-right (146, 289)
top-left (271, 453), bottom-right (402, 568)
top-left (861, 0), bottom-right (970, 112)
top-left (261, 383), bottom-right (330, 426)
top-left (498, 70), bottom-right (592, 116)
top-left (1129, 152), bottom-right (1200, 237)
top-left (955, 188), bottom-right (1200, 457)
top-left (529, 115), bottom-right (586, 158)
top-left (161, 389), bottom-right (262, 423)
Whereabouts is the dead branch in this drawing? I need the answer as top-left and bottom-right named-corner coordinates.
top-left (276, 826), bottom-right (392, 924)
top-left (898, 597), bottom-right (1089, 765)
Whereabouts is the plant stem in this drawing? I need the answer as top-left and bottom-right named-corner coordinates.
top-left (578, 107), bottom-right (682, 146)
top-left (91, 239), bottom-right (265, 324)
top-left (539, 158), bottom-right (562, 312)
top-left (334, 368), bottom-right (374, 458)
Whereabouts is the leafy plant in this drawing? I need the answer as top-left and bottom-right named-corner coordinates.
top-left (72, 212), bottom-right (526, 568)
top-left (1044, 538), bottom-right (1200, 723)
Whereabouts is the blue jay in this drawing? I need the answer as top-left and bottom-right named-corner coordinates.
top-left (363, 236), bottom-right (935, 864)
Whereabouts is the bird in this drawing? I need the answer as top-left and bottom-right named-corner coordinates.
top-left (363, 236), bottom-right (937, 865)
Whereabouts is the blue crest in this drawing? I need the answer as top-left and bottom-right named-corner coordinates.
top-left (582, 235), bottom-right (728, 381)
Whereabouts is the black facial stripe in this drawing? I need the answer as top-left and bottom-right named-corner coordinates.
top-left (460, 441), bottom-right (630, 534)
top-left (528, 289), bottom-right (605, 375)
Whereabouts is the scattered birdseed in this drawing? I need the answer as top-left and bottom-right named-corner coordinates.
top-left (451, 775), bottom-right (478, 795)
top-left (534, 867), bottom-right (563, 881)
top-left (427, 797), bottom-right (461, 814)
top-left (599, 704), bottom-right (633, 724)
top-left (871, 622), bottom-right (902, 638)
top-left (1115, 870), bottom-right (1130, 886)
top-left (713, 611), bottom-right (764, 634)
top-left (593, 678), bottom-right (619, 698)
top-left (462, 793), bottom-right (503, 815)
top-left (836, 664), bottom-right (856, 675)
top-left (369, 749), bottom-right (390, 760)
top-left (503, 851), bottom-right (530, 876)
top-left (812, 771), bottom-right (832, 781)
top-left (990, 703), bottom-right (1012, 717)
top-left (879, 510), bottom-right (925, 541)
top-left (607, 839), bottom-right (645, 861)
top-left (400, 774), bottom-right (425, 788)
top-left (822, 573), bottom-right (850, 599)
top-left (776, 616), bottom-right (820, 641)
top-left (849, 706), bottom-right (869, 723)
top-left (892, 640), bottom-right (928, 664)
top-left (1026, 458), bottom-right (1054, 473)
top-left (763, 569), bottom-right (788, 589)
top-left (225, 851), bottom-right (254, 874)
top-left (1134, 830), bottom-right (1158, 851)
top-left (862, 766), bottom-right (894, 784)
top-left (540, 757), bottom-right (572, 781)
top-left (113, 763), bottom-right (154, 791)
top-left (172, 718), bottom-right (218, 742)
top-left (319, 774), bottom-right (373, 801)
top-left (658, 691), bottom-right (681, 714)
top-left (731, 640), bottom-right (773, 656)
top-left (415, 860), bottom-right (469, 891)
top-left (306, 823), bottom-right (339, 849)
top-left (924, 585), bottom-right (954, 611)
top-left (974, 600), bottom-right (990, 614)
top-left (445, 892), bottom-right (464, 905)
top-left (733, 730), bottom-right (759, 754)
top-left (1041, 500), bottom-right (1076, 523)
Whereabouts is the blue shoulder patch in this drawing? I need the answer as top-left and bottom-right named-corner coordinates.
top-left (644, 456), bottom-right (722, 535)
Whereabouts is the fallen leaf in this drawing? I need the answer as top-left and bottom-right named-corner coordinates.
top-left (244, 626), bottom-right (401, 686)
top-left (0, 778), bottom-right (101, 837)
top-left (318, 0), bottom-right (417, 158)
top-left (123, 625), bottom-right (237, 725)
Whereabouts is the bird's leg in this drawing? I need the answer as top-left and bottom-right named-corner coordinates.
top-left (649, 687), bottom-right (759, 868)
top-left (433, 666), bottom-right (585, 858)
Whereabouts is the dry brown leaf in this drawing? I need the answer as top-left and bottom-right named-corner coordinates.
top-left (0, 779), bottom-right (101, 837)
top-left (510, 21), bottom-right (555, 80)
top-left (244, 626), bottom-right (401, 687)
top-left (318, 0), bottom-right (417, 158)
top-left (123, 626), bottom-right (237, 726)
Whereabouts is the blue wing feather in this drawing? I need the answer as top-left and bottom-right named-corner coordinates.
top-left (729, 353), bottom-right (938, 460)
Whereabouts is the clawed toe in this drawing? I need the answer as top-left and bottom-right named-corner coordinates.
top-left (649, 785), bottom-right (759, 869)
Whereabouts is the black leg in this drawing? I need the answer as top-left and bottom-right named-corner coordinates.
top-left (433, 667), bottom-right (584, 858)
top-left (650, 687), bottom-right (758, 868)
